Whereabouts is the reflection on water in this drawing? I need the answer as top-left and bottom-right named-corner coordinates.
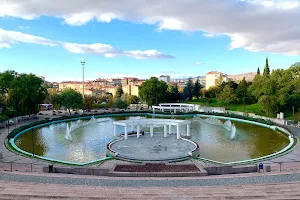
top-left (15, 116), bottom-right (289, 163)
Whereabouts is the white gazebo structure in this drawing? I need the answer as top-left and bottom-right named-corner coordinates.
top-left (113, 119), bottom-right (191, 140)
top-left (152, 103), bottom-right (199, 113)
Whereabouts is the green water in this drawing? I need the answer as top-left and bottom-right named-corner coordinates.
top-left (15, 116), bottom-right (290, 163)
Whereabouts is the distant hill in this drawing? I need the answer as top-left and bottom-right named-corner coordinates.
top-left (228, 72), bottom-right (256, 82)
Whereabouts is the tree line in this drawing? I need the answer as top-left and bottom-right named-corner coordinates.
top-left (0, 71), bottom-right (47, 120)
top-left (1, 59), bottom-right (299, 119)
top-left (138, 59), bottom-right (300, 117)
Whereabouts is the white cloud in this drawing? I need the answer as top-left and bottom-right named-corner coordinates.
top-left (0, 28), bottom-right (174, 59)
top-left (62, 43), bottom-right (174, 59)
top-left (63, 13), bottom-right (94, 26)
top-left (62, 42), bottom-right (122, 55)
top-left (0, 28), bottom-right (57, 48)
top-left (18, 26), bottom-right (30, 30)
top-left (195, 62), bottom-right (204, 65)
top-left (104, 53), bottom-right (117, 58)
top-left (2, 0), bottom-right (300, 55)
top-left (125, 50), bottom-right (174, 59)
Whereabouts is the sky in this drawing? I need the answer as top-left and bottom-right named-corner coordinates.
top-left (0, 0), bottom-right (300, 82)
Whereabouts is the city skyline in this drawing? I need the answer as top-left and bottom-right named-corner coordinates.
top-left (1, 0), bottom-right (300, 82)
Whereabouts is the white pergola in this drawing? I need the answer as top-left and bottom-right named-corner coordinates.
top-left (152, 103), bottom-right (198, 113)
top-left (113, 119), bottom-right (191, 140)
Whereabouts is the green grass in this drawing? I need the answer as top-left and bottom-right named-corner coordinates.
top-left (286, 111), bottom-right (300, 122)
top-left (187, 99), bottom-right (268, 117)
top-left (188, 99), bottom-right (300, 122)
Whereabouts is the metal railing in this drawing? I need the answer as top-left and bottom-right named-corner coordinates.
top-left (0, 161), bottom-right (45, 172)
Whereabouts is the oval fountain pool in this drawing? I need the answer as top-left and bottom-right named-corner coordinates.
top-left (12, 114), bottom-right (291, 164)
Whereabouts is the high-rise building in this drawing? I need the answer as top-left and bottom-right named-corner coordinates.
top-left (121, 77), bottom-right (138, 86)
top-left (159, 75), bottom-right (170, 83)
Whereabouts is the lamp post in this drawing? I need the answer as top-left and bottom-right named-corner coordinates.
top-left (31, 128), bottom-right (35, 156)
top-left (81, 61), bottom-right (85, 98)
top-left (292, 106), bottom-right (295, 120)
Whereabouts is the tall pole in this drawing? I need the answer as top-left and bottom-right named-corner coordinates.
top-left (292, 106), bottom-right (295, 120)
top-left (31, 128), bottom-right (35, 156)
top-left (81, 61), bottom-right (85, 98)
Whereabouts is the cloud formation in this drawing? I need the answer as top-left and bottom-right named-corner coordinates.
top-left (1, 0), bottom-right (300, 55)
top-left (195, 62), bottom-right (204, 65)
top-left (62, 42), bottom-right (174, 59)
top-left (0, 28), bottom-right (173, 59)
top-left (0, 28), bottom-right (57, 48)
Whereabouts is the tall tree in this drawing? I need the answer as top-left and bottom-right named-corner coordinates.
top-left (127, 95), bottom-right (140, 104)
top-left (263, 57), bottom-right (270, 76)
top-left (116, 85), bottom-right (124, 98)
top-left (60, 88), bottom-right (83, 113)
top-left (236, 77), bottom-right (248, 100)
top-left (183, 78), bottom-right (193, 100)
top-left (8, 73), bottom-right (47, 114)
top-left (139, 77), bottom-right (168, 106)
top-left (113, 98), bottom-right (128, 109)
top-left (173, 84), bottom-right (181, 102)
top-left (83, 95), bottom-right (94, 109)
top-left (258, 95), bottom-right (278, 117)
top-left (217, 85), bottom-right (237, 109)
top-left (193, 79), bottom-right (202, 99)
top-left (257, 67), bottom-right (260, 75)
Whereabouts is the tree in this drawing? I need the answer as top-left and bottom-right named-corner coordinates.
top-left (263, 57), bottom-right (270, 76)
top-left (217, 85), bottom-right (237, 109)
top-left (60, 89), bottom-right (83, 114)
top-left (113, 98), bottom-right (128, 109)
top-left (193, 79), bottom-right (202, 99)
top-left (0, 70), bottom-right (17, 95)
top-left (116, 85), bottom-right (124, 98)
top-left (183, 78), bottom-right (193, 100)
top-left (173, 84), bottom-right (181, 102)
top-left (8, 73), bottom-right (47, 114)
top-left (215, 77), bottom-right (224, 86)
top-left (139, 77), bottom-right (168, 106)
top-left (236, 77), bottom-right (248, 100)
top-left (205, 86), bottom-right (219, 98)
top-left (83, 95), bottom-right (94, 109)
top-left (257, 67), bottom-right (260, 75)
top-left (258, 95), bottom-right (278, 116)
top-left (127, 95), bottom-right (140, 104)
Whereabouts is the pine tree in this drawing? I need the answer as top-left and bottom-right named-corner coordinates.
top-left (257, 66), bottom-right (260, 75)
top-left (263, 57), bottom-right (270, 76)
top-left (183, 78), bottom-right (193, 100)
top-left (193, 79), bottom-right (202, 99)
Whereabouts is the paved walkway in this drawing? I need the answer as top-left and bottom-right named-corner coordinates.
top-left (0, 116), bottom-right (51, 166)
top-left (1, 171), bottom-right (300, 199)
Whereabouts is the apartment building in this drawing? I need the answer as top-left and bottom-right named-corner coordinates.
top-left (205, 71), bottom-right (231, 90)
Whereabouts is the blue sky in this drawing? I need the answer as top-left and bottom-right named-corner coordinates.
top-left (0, 0), bottom-right (300, 82)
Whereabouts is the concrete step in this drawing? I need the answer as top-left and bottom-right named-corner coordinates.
top-left (0, 194), bottom-right (100, 200)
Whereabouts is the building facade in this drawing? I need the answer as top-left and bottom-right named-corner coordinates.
top-left (159, 75), bottom-right (170, 83)
top-left (205, 71), bottom-right (231, 90)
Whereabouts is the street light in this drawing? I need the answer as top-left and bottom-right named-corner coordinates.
top-left (292, 106), bottom-right (295, 120)
top-left (81, 61), bottom-right (85, 98)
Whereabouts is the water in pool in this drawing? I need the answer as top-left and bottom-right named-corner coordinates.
top-left (15, 115), bottom-right (289, 163)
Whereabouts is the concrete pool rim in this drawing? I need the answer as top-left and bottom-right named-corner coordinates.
top-left (7, 112), bottom-right (295, 166)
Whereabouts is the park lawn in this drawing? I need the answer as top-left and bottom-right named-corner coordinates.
top-left (285, 111), bottom-right (300, 122)
top-left (187, 99), bottom-right (266, 116)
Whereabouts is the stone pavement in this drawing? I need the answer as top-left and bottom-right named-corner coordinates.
top-left (0, 116), bottom-right (51, 166)
top-left (1, 173), bottom-right (300, 199)
top-left (110, 133), bottom-right (195, 162)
